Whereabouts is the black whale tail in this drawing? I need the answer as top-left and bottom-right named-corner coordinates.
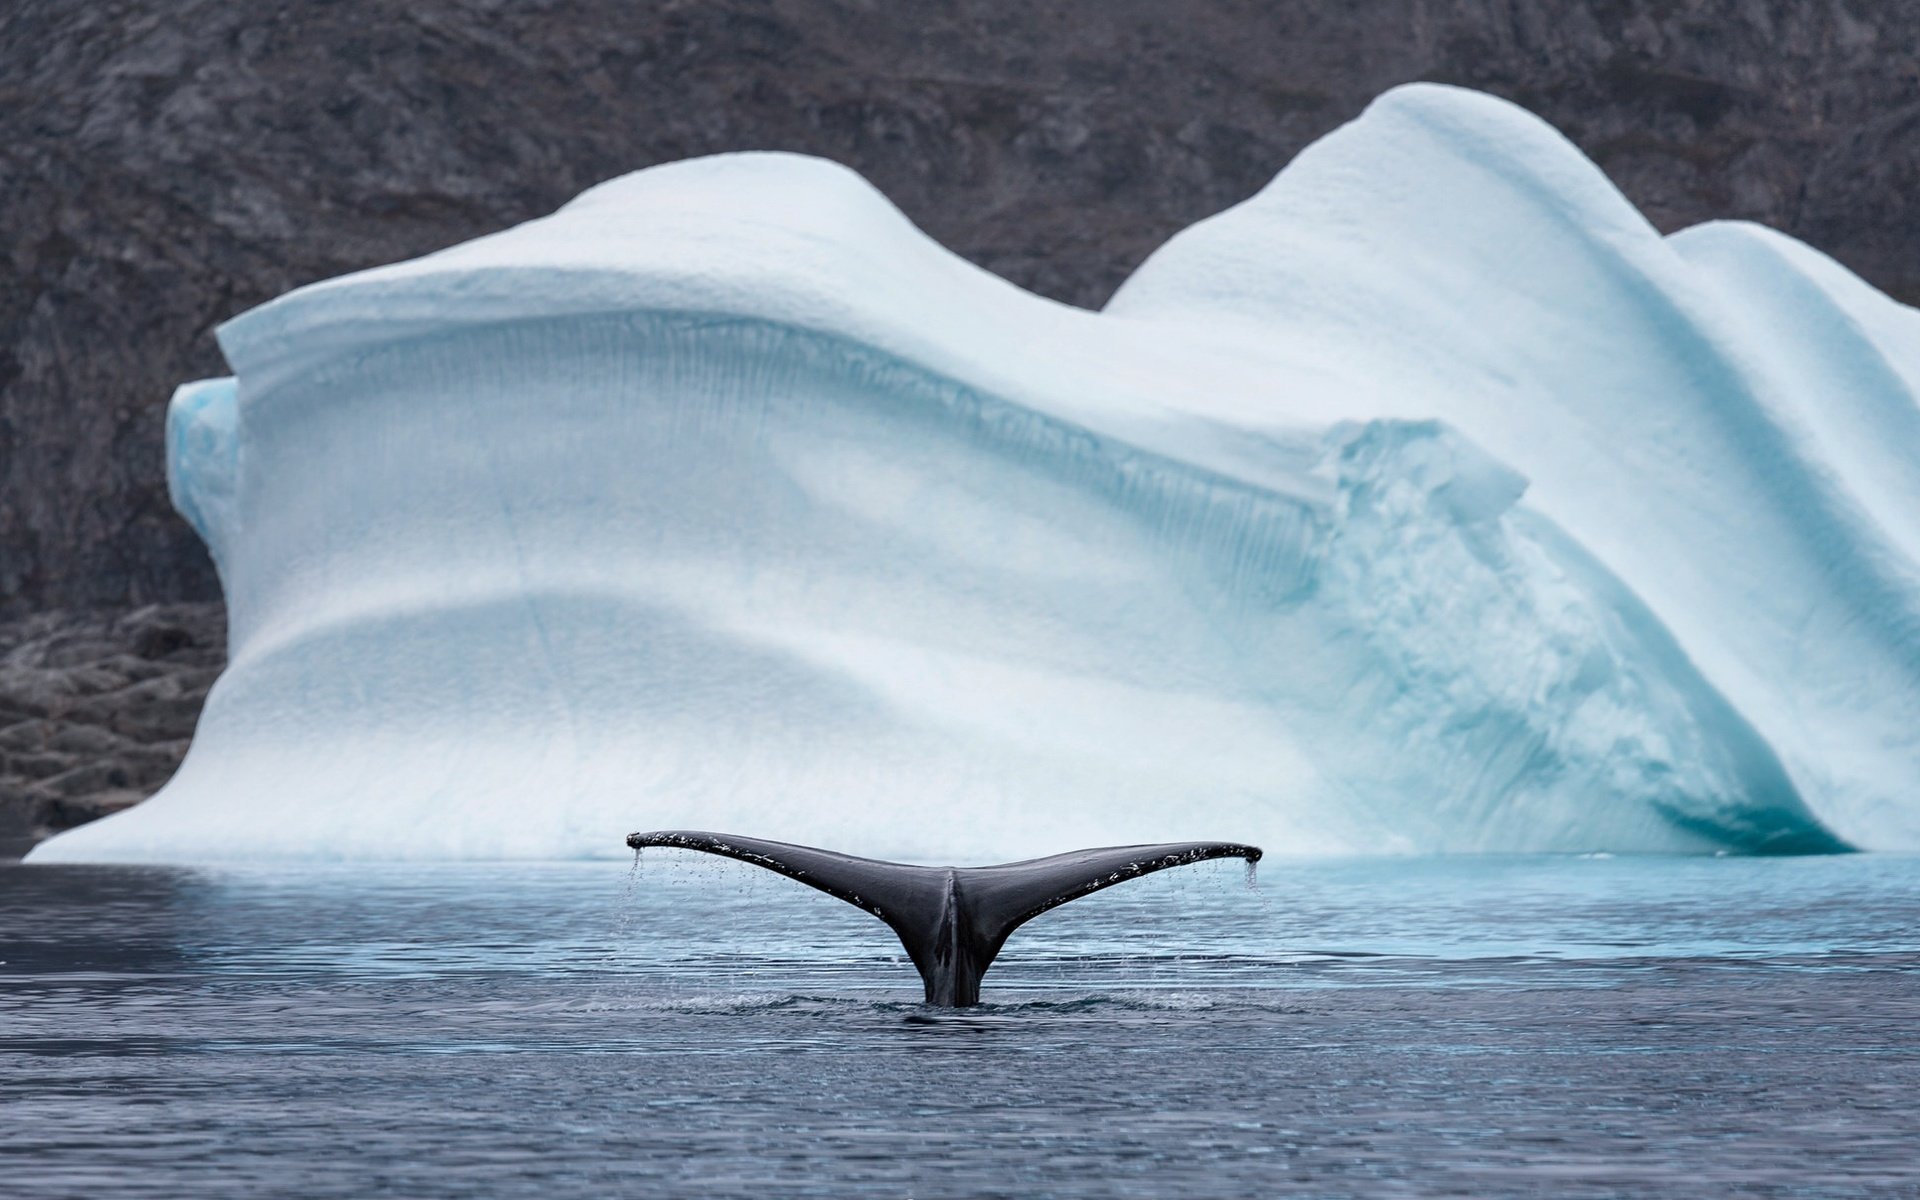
top-left (625, 831), bottom-right (1263, 1007)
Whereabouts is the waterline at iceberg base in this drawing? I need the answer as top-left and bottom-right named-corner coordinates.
top-left (32, 84), bottom-right (1920, 862)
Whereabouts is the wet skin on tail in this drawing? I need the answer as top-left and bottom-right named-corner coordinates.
top-left (625, 830), bottom-right (1264, 1006)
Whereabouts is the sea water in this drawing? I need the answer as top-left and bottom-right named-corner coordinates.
top-left (4, 853), bottom-right (1916, 1197)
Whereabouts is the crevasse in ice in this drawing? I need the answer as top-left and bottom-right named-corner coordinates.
top-left (32, 84), bottom-right (1920, 862)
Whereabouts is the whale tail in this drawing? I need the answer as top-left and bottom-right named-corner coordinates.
top-left (625, 830), bottom-right (1264, 1006)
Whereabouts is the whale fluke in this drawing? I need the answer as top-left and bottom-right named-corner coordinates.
top-left (625, 830), bottom-right (1263, 1006)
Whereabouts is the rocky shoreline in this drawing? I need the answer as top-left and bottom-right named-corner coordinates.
top-left (0, 603), bottom-right (224, 857)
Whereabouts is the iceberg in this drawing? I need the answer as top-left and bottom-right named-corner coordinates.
top-left (32, 84), bottom-right (1920, 862)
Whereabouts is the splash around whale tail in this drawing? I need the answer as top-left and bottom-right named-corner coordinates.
top-left (626, 831), bottom-right (1263, 1006)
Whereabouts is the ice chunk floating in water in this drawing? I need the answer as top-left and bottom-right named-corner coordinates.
top-left (33, 84), bottom-right (1920, 863)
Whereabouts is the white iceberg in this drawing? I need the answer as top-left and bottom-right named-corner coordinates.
top-left (33, 84), bottom-right (1920, 862)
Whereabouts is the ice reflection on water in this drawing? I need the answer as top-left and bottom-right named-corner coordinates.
top-left (3, 853), bottom-right (1918, 1197)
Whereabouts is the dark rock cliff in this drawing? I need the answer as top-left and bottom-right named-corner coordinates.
top-left (2, 2), bottom-right (1918, 846)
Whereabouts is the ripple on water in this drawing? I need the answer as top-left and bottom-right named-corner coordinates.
top-left (2, 854), bottom-right (1918, 1198)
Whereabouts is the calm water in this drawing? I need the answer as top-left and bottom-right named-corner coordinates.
top-left (3, 852), bottom-right (1917, 1198)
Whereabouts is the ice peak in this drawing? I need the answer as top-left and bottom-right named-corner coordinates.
top-left (1107, 81), bottom-right (1657, 325)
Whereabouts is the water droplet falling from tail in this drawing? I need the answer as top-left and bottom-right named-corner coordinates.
top-left (1243, 854), bottom-right (1274, 917)
top-left (608, 847), bottom-right (646, 954)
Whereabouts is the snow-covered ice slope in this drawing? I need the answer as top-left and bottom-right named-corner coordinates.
top-left (33, 84), bottom-right (1920, 862)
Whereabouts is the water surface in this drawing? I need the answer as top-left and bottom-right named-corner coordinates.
top-left (4, 853), bottom-right (1917, 1197)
